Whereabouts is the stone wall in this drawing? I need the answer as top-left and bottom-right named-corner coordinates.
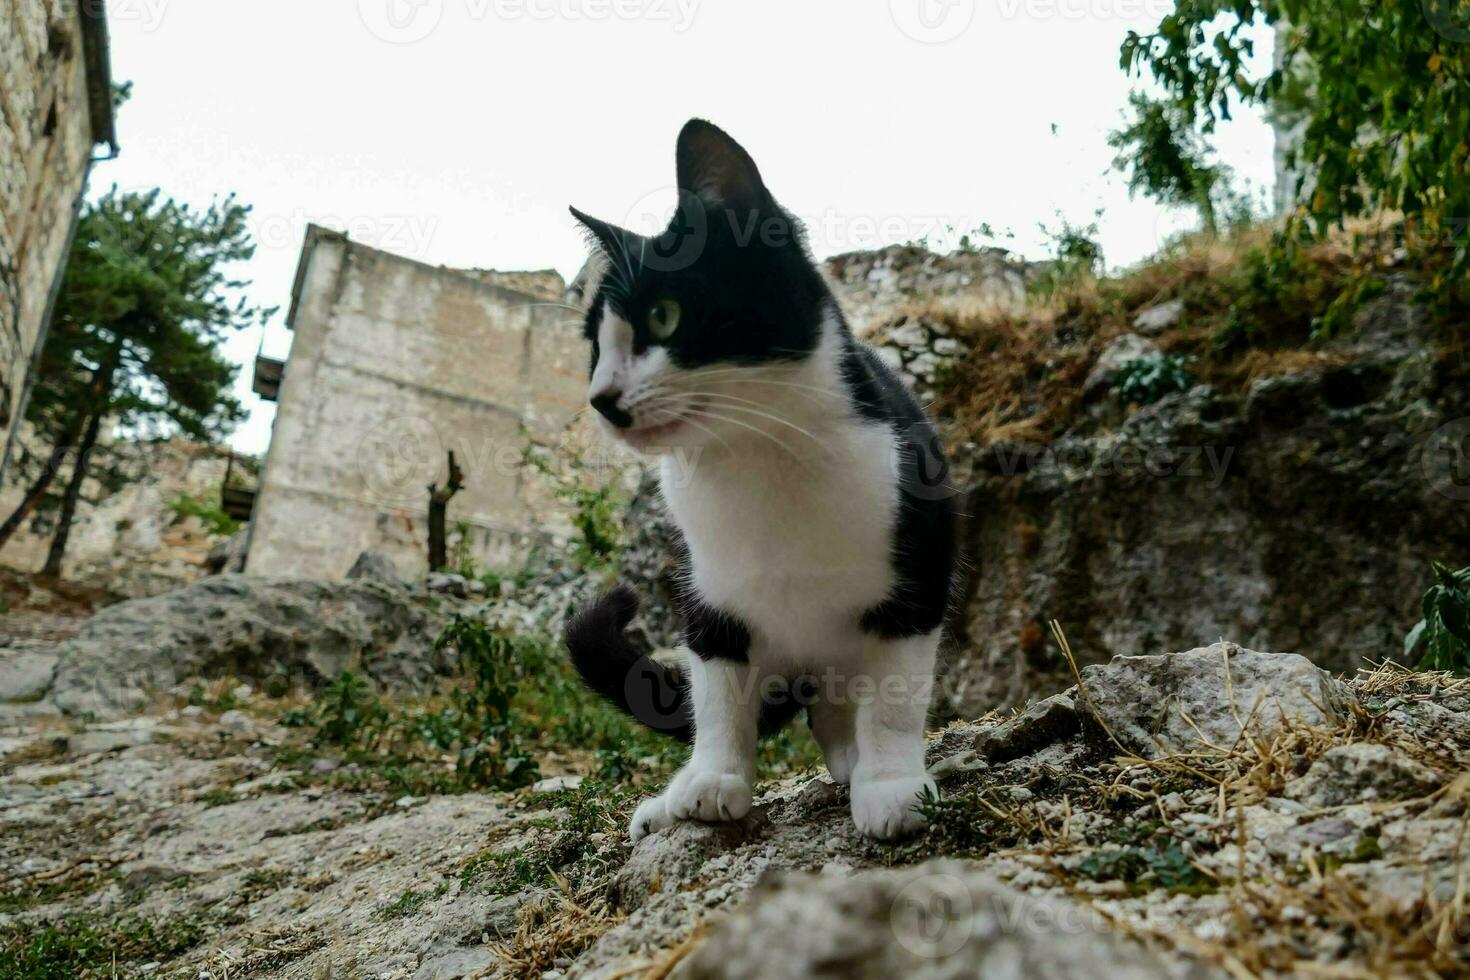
top-left (0, 0), bottom-right (112, 478)
top-left (0, 438), bottom-right (245, 598)
top-left (245, 227), bottom-right (588, 581)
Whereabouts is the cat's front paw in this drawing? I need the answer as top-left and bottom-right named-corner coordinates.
top-left (629, 793), bottom-right (674, 842)
top-left (850, 774), bottom-right (935, 840)
top-left (666, 768), bottom-right (752, 823)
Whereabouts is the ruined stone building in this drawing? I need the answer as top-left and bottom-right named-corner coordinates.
top-left (245, 226), bottom-right (587, 580)
top-left (0, 0), bottom-right (116, 480)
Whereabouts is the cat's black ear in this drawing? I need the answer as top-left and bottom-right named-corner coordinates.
top-left (569, 206), bottom-right (638, 261)
top-left (676, 119), bottom-right (768, 211)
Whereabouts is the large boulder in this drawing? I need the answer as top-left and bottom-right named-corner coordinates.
top-left (677, 860), bottom-right (1216, 979)
top-left (48, 575), bottom-right (453, 718)
top-left (1077, 642), bottom-right (1353, 758)
top-left (947, 290), bottom-right (1470, 716)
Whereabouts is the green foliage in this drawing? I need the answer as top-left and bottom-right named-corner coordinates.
top-left (1077, 837), bottom-right (1217, 896)
top-left (0, 913), bottom-right (210, 980)
top-left (378, 883), bottom-right (447, 919)
top-left (1405, 563), bottom-right (1470, 674)
top-left (1115, 353), bottom-right (1198, 405)
top-left (460, 781), bottom-right (635, 897)
top-left (1114, 1), bottom-right (1470, 306)
top-left (1031, 216), bottom-right (1105, 297)
top-left (527, 448), bottom-right (623, 572)
top-left (169, 491), bottom-right (240, 537)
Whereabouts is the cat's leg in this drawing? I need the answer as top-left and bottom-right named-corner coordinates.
top-left (629, 654), bottom-right (761, 841)
top-left (808, 695), bottom-right (859, 785)
top-left (849, 630), bottom-right (939, 840)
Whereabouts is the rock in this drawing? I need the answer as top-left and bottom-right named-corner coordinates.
top-left (972, 693), bottom-right (1079, 764)
top-left (0, 645), bottom-right (59, 703)
top-left (1134, 298), bottom-right (1186, 335)
top-left (216, 709), bottom-right (253, 734)
top-left (1284, 743), bottom-right (1443, 808)
top-left (346, 550), bottom-right (403, 586)
top-left (677, 860), bottom-right (1216, 979)
top-left (1084, 334), bottom-right (1159, 397)
top-left (615, 819), bottom-right (758, 912)
top-left (72, 727), bottom-right (154, 754)
top-left (206, 530), bottom-right (249, 575)
top-left (532, 775), bottom-right (584, 794)
top-left (427, 572), bottom-right (470, 598)
top-left (48, 575), bottom-right (453, 719)
top-left (1078, 643), bottom-right (1353, 758)
top-left (414, 945), bottom-right (496, 979)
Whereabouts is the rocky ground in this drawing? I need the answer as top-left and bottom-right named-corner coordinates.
top-left (2, 630), bottom-right (1466, 978)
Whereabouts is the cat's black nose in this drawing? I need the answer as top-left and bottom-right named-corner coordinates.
top-left (591, 391), bottom-right (633, 429)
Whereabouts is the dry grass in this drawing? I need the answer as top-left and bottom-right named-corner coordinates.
top-left (1041, 626), bottom-right (1470, 978)
top-left (918, 220), bottom-right (1460, 447)
top-left (486, 875), bottom-right (623, 979)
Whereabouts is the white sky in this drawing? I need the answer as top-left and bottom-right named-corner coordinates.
top-left (94, 0), bottom-right (1276, 455)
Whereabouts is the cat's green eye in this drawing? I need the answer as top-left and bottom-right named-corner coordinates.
top-left (647, 299), bottom-right (682, 341)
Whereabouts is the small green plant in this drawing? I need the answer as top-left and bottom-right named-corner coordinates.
top-left (305, 672), bottom-right (393, 749)
top-left (1114, 353), bottom-right (1197, 405)
top-left (1078, 837), bottom-right (1216, 896)
top-left (1031, 215), bottom-right (1105, 297)
top-left (169, 491), bottom-right (240, 537)
top-left (378, 884), bottom-right (446, 919)
top-left (1405, 563), bottom-right (1470, 675)
top-left (526, 448), bottom-right (623, 572)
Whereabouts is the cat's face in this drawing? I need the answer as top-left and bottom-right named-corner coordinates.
top-left (570, 120), bottom-right (830, 455)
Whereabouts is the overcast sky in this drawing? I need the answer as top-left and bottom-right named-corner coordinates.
top-left (95, 0), bottom-right (1275, 455)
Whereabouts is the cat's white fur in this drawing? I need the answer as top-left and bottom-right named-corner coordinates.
top-left (593, 300), bottom-right (939, 841)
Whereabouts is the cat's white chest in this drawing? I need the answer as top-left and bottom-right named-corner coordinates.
top-left (659, 418), bottom-right (899, 665)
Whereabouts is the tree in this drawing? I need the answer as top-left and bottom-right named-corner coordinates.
top-left (1112, 0), bottom-right (1470, 300)
top-left (0, 188), bottom-right (271, 573)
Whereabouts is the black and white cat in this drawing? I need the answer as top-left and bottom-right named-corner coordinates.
top-left (566, 120), bottom-right (957, 841)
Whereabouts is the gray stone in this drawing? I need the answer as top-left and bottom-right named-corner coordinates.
top-left (1084, 333), bottom-right (1159, 397)
top-left (346, 550), bottom-right (403, 587)
top-left (1284, 743), bottom-right (1443, 808)
top-left (415, 945), bottom-right (496, 979)
top-left (675, 860), bottom-right (1216, 979)
top-left (0, 646), bottom-right (59, 703)
top-left (973, 693), bottom-right (1079, 764)
top-left (1134, 298), bottom-right (1186, 335)
top-left (48, 575), bottom-right (454, 719)
top-left (427, 573), bottom-right (470, 598)
top-left (1078, 643), bottom-right (1353, 758)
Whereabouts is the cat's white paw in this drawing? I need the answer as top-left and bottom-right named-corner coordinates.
top-left (666, 769), bottom-right (752, 823)
top-left (851, 774), bottom-right (935, 840)
top-left (628, 793), bottom-right (674, 842)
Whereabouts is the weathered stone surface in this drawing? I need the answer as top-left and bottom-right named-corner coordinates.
top-left (1134, 298), bottom-right (1186, 335)
top-left (347, 549), bottom-right (405, 586)
top-left (48, 575), bottom-right (453, 717)
top-left (973, 693), bottom-right (1078, 764)
top-left (676, 861), bottom-right (1216, 979)
top-left (950, 307), bottom-right (1470, 715)
top-left (1078, 643), bottom-right (1353, 758)
top-left (0, 644), bottom-right (58, 703)
top-left (1285, 743), bottom-right (1443, 807)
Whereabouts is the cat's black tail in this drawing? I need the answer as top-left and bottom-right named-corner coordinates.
top-left (565, 586), bottom-right (807, 744)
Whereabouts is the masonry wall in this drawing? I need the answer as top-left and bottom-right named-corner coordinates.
top-left (246, 231), bottom-right (587, 580)
top-left (0, 0), bottom-right (97, 470)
